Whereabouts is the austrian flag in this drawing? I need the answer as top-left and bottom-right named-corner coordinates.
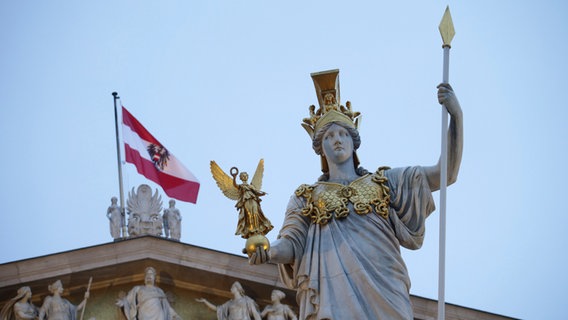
top-left (122, 106), bottom-right (200, 203)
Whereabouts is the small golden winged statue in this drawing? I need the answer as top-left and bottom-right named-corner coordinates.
top-left (210, 159), bottom-right (274, 256)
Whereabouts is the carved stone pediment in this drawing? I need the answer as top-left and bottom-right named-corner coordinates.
top-left (126, 184), bottom-right (163, 237)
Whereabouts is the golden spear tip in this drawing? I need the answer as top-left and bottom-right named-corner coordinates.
top-left (439, 5), bottom-right (455, 47)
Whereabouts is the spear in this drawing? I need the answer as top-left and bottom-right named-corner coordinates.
top-left (80, 276), bottom-right (92, 320)
top-left (437, 6), bottom-right (455, 320)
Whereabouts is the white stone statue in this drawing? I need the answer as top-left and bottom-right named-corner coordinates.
top-left (38, 280), bottom-right (89, 320)
top-left (126, 185), bottom-right (163, 237)
top-left (196, 281), bottom-right (261, 320)
top-left (107, 196), bottom-right (122, 240)
top-left (163, 199), bottom-right (181, 240)
top-left (116, 266), bottom-right (181, 320)
top-left (249, 70), bottom-right (464, 319)
top-left (0, 286), bottom-right (38, 320)
top-left (260, 290), bottom-right (297, 320)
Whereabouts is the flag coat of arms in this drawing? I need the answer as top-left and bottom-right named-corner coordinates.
top-left (122, 106), bottom-right (200, 203)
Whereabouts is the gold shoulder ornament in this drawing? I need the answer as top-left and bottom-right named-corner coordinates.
top-left (295, 166), bottom-right (391, 225)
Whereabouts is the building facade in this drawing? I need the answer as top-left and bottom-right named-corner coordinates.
top-left (0, 236), bottom-right (516, 320)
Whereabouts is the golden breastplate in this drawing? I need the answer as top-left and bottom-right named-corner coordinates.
top-left (295, 167), bottom-right (391, 225)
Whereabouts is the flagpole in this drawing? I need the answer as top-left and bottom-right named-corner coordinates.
top-left (112, 92), bottom-right (127, 238)
top-left (438, 6), bottom-right (455, 320)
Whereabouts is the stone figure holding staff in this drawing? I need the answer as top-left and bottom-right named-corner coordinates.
top-left (38, 280), bottom-right (90, 320)
top-left (249, 69), bottom-right (463, 319)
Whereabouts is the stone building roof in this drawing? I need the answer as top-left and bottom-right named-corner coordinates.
top-left (0, 236), bottom-right (516, 320)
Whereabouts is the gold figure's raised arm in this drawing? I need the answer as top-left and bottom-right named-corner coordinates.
top-left (210, 160), bottom-right (240, 200)
top-left (250, 158), bottom-right (264, 192)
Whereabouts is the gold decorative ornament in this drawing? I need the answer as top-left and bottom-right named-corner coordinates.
top-left (302, 69), bottom-right (364, 174)
top-left (210, 159), bottom-right (273, 256)
top-left (439, 6), bottom-right (455, 48)
top-left (295, 167), bottom-right (391, 225)
top-left (301, 69), bottom-right (361, 140)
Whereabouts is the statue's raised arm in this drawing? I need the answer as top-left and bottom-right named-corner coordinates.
top-left (423, 83), bottom-right (464, 191)
top-left (196, 282), bottom-right (261, 320)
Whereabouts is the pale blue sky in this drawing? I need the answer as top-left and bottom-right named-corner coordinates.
top-left (1, 1), bottom-right (567, 319)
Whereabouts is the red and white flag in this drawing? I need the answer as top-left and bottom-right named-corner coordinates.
top-left (122, 106), bottom-right (200, 203)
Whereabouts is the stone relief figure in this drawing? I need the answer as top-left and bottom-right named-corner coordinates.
top-left (38, 280), bottom-right (89, 320)
top-left (107, 196), bottom-right (122, 240)
top-left (126, 185), bottom-right (163, 237)
top-left (0, 286), bottom-right (38, 320)
top-left (116, 267), bottom-right (181, 320)
top-left (196, 281), bottom-right (261, 320)
top-left (163, 199), bottom-right (181, 240)
top-left (260, 290), bottom-right (297, 320)
top-left (249, 70), bottom-right (463, 319)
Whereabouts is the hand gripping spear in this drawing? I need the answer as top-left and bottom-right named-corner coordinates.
top-left (438, 6), bottom-right (455, 320)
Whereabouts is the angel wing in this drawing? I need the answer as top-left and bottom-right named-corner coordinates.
top-left (250, 158), bottom-right (264, 191)
top-left (210, 161), bottom-right (240, 200)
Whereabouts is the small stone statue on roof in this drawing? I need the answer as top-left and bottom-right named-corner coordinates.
top-left (163, 199), bottom-right (181, 241)
top-left (107, 196), bottom-right (122, 240)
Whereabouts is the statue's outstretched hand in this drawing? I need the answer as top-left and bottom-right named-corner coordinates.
top-left (437, 83), bottom-right (461, 116)
top-left (248, 246), bottom-right (270, 265)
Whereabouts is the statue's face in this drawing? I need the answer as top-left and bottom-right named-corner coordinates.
top-left (322, 123), bottom-right (354, 165)
top-left (230, 282), bottom-right (242, 296)
top-left (129, 211), bottom-right (162, 236)
top-left (145, 271), bottom-right (156, 285)
top-left (51, 282), bottom-right (64, 294)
